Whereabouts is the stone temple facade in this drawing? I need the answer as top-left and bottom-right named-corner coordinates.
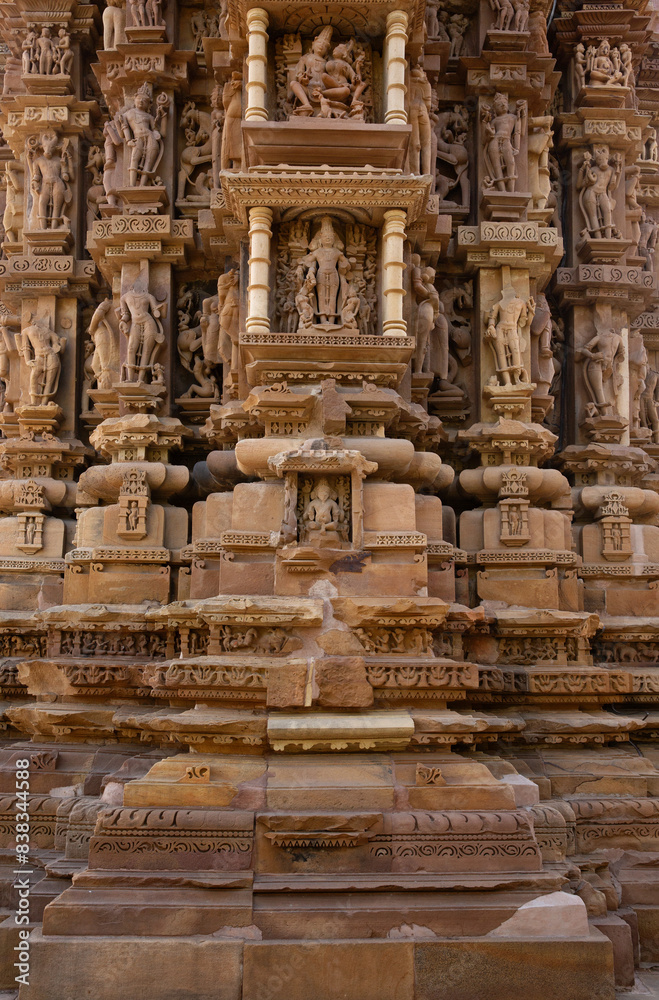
top-left (0, 0), bottom-right (656, 995)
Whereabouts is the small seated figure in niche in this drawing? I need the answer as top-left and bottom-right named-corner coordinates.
top-left (301, 478), bottom-right (347, 544)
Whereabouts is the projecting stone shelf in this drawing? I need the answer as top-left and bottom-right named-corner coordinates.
top-left (220, 166), bottom-right (432, 225)
top-left (240, 329), bottom-right (415, 387)
top-left (242, 120), bottom-right (411, 171)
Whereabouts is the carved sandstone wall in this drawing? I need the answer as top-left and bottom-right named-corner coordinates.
top-left (0, 0), bottom-right (655, 997)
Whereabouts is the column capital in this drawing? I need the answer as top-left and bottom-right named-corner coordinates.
top-left (246, 6), bottom-right (269, 30)
top-left (385, 10), bottom-right (408, 34)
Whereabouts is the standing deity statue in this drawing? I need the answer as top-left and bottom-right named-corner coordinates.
top-left (55, 30), bottom-right (74, 75)
top-left (484, 280), bottom-right (534, 386)
top-left (628, 330), bottom-right (648, 435)
top-left (577, 145), bottom-right (622, 239)
top-left (35, 27), bottom-right (55, 75)
top-left (116, 83), bottom-right (169, 187)
top-left (27, 131), bottom-right (73, 230)
top-left (118, 285), bottom-right (165, 382)
top-left (297, 216), bottom-right (356, 327)
top-left (16, 315), bottom-right (65, 404)
top-left (481, 93), bottom-right (526, 193)
top-left (641, 366), bottom-right (659, 443)
top-left (528, 116), bottom-right (552, 211)
top-left (573, 42), bottom-right (586, 94)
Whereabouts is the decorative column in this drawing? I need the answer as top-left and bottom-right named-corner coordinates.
top-left (384, 11), bottom-right (408, 124)
top-left (382, 208), bottom-right (407, 337)
top-left (245, 8), bottom-right (269, 121)
top-left (246, 206), bottom-right (273, 335)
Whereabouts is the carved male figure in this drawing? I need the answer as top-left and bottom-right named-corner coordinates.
top-left (16, 314), bottom-right (65, 404)
top-left (118, 83), bottom-right (168, 187)
top-left (118, 285), bottom-right (164, 381)
top-left (298, 216), bottom-right (353, 325)
top-left (28, 131), bottom-right (73, 230)
top-left (485, 281), bottom-right (534, 385)
top-left (302, 478), bottom-right (345, 538)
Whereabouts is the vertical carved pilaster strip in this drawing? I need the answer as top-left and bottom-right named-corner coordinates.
top-left (384, 11), bottom-right (408, 125)
top-left (246, 206), bottom-right (273, 335)
top-left (382, 208), bottom-right (407, 337)
top-left (245, 8), bottom-right (269, 122)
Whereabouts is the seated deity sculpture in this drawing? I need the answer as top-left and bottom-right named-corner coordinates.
top-left (301, 478), bottom-right (348, 545)
top-left (287, 27), bottom-right (368, 120)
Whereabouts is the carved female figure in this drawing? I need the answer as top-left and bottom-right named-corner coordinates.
top-left (88, 298), bottom-right (118, 390)
top-left (577, 146), bottom-right (622, 239)
top-left (217, 269), bottom-right (239, 367)
top-left (21, 31), bottom-right (37, 75)
top-left (408, 61), bottom-right (433, 176)
top-left (177, 102), bottom-right (212, 201)
top-left (578, 325), bottom-right (625, 415)
top-left (412, 261), bottom-right (440, 374)
top-left (220, 73), bottom-right (242, 171)
top-left (103, 0), bottom-right (126, 49)
top-left (481, 93), bottom-right (525, 193)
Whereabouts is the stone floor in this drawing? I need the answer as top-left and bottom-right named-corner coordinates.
top-left (618, 968), bottom-right (659, 998)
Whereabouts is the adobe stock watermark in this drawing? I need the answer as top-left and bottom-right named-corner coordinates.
top-left (13, 757), bottom-right (32, 987)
